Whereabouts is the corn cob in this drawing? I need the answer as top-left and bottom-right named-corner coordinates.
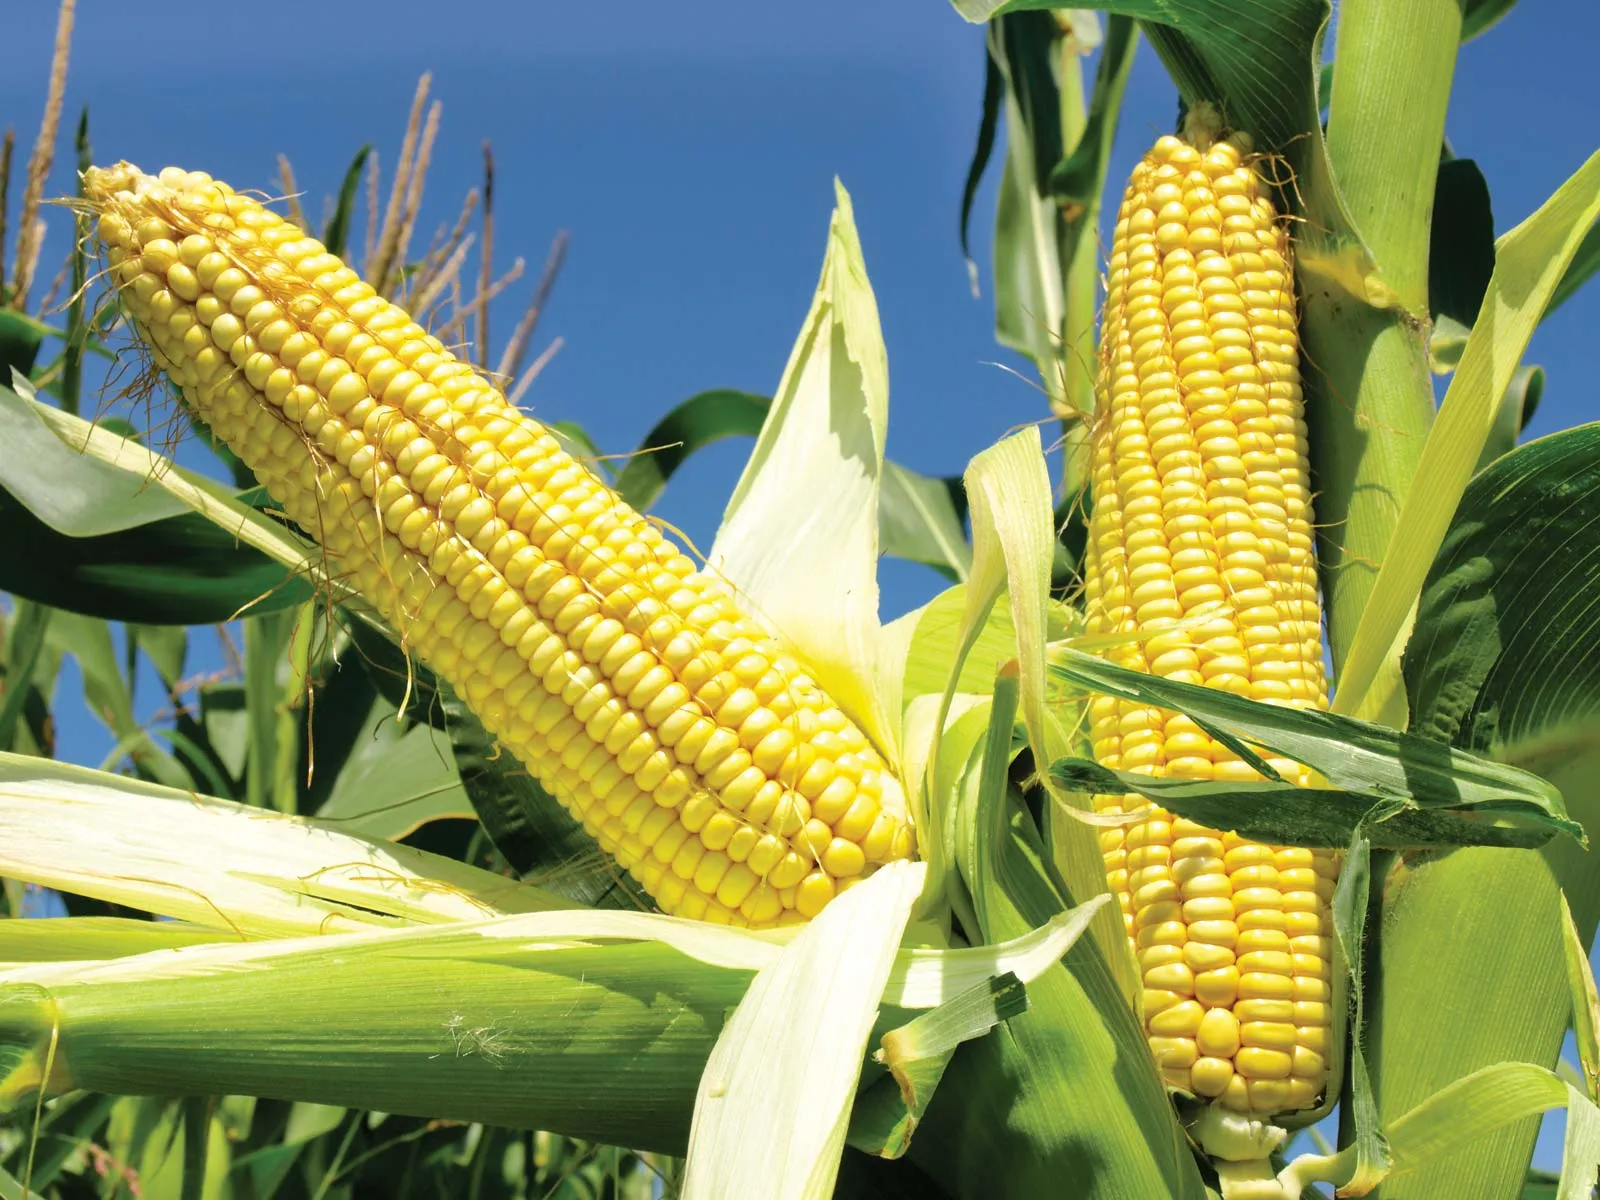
top-left (1082, 125), bottom-right (1338, 1119)
top-left (83, 163), bottom-right (915, 929)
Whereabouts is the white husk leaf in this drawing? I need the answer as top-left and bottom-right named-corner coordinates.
top-left (681, 860), bottom-right (925, 1200)
top-left (706, 180), bottom-right (898, 764)
top-left (0, 753), bottom-right (568, 935)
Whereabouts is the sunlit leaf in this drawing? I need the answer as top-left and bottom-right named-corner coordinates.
top-left (708, 181), bottom-right (895, 759)
top-left (1335, 150), bottom-right (1600, 723)
top-left (682, 861), bottom-right (924, 1200)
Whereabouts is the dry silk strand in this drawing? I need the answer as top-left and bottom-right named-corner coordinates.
top-left (1083, 120), bottom-right (1339, 1123)
top-left (83, 163), bottom-right (916, 929)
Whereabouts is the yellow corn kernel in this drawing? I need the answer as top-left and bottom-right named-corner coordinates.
top-left (1084, 125), bottom-right (1336, 1119)
top-left (84, 161), bottom-right (916, 930)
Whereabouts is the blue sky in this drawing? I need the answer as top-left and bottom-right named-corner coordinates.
top-left (3, 0), bottom-right (1597, 1172)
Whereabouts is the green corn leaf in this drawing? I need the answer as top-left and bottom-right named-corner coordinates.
top-left (1545, 219), bottom-right (1600, 319)
top-left (46, 611), bottom-right (190, 789)
top-left (957, 50), bottom-right (1004, 292)
top-left (1048, 760), bottom-right (1571, 851)
top-left (951, 0), bottom-right (1328, 175)
top-left (0, 313), bottom-right (44, 379)
top-left (0, 377), bottom-right (334, 605)
top-left (878, 460), bottom-right (971, 582)
top-left (1461, 0), bottom-right (1520, 39)
top-left (1403, 422), bottom-right (1600, 939)
top-left (321, 144), bottom-right (372, 259)
top-left (985, 14), bottom-right (1073, 406)
top-left (1561, 892), bottom-right (1600, 1104)
top-left (0, 407), bottom-right (307, 624)
top-left (1427, 158), bottom-right (1496, 366)
top-left (1046, 647), bottom-right (1576, 842)
top-left (1334, 149), bottom-right (1600, 724)
top-left (1472, 364), bottom-right (1543, 471)
top-left (316, 702), bottom-right (474, 841)
top-left (0, 376), bottom-right (187, 535)
top-left (0, 599), bottom-right (49, 753)
top-left (441, 687), bottom-right (648, 911)
top-left (611, 388), bottom-right (769, 511)
top-left (1387, 419), bottom-right (1600, 1200)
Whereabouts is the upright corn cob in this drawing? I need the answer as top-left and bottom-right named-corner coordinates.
top-left (1083, 123), bottom-right (1338, 1120)
top-left (83, 163), bottom-right (915, 929)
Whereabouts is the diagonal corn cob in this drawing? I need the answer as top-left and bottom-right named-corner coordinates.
top-left (83, 163), bottom-right (915, 929)
top-left (1083, 123), bottom-right (1338, 1119)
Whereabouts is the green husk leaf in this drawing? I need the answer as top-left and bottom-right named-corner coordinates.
top-left (0, 919), bottom-right (753, 1154)
top-left (1334, 834), bottom-right (1387, 1192)
top-left (847, 971), bottom-right (1028, 1160)
top-left (890, 586), bottom-right (1074, 712)
top-left (1284, 1064), bottom-right (1600, 1198)
top-left (0, 917), bottom-right (225, 964)
top-left (948, 429), bottom-right (1129, 986)
top-left (1367, 849), bottom-right (1568, 1199)
top-left (913, 669), bottom-right (1204, 1199)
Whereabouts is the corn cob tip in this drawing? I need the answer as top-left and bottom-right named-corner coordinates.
top-left (85, 160), bottom-right (917, 929)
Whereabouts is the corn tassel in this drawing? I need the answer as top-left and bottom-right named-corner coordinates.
top-left (1083, 123), bottom-right (1338, 1121)
top-left (83, 163), bottom-right (915, 929)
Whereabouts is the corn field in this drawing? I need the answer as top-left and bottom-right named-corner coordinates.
top-left (2, 0), bottom-right (1599, 1197)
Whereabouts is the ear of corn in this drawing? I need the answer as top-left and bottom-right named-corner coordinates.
top-left (83, 163), bottom-right (915, 929)
top-left (1083, 127), bottom-right (1338, 1120)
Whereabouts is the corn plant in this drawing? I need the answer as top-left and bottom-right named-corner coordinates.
top-left (2, 0), bottom-right (1599, 1198)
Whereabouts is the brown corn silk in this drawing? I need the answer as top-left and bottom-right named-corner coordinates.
top-left (1083, 131), bottom-right (1337, 1117)
top-left (83, 163), bottom-right (915, 929)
